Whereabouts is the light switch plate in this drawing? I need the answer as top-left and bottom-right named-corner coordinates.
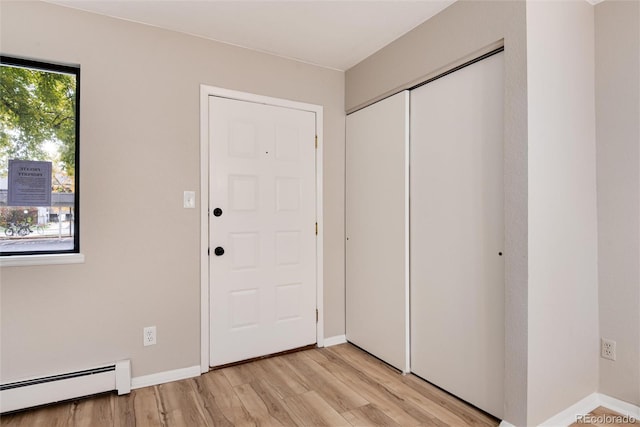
top-left (184, 191), bottom-right (196, 208)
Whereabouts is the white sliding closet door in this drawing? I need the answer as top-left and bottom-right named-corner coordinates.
top-left (410, 52), bottom-right (504, 417)
top-left (346, 91), bottom-right (409, 373)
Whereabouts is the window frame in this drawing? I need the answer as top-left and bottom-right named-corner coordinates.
top-left (0, 55), bottom-right (81, 259)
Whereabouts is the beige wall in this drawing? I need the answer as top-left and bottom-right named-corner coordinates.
top-left (0, 0), bottom-right (345, 381)
top-left (595, 0), bottom-right (640, 406)
top-left (526, 2), bottom-right (600, 424)
top-left (346, 2), bottom-right (529, 424)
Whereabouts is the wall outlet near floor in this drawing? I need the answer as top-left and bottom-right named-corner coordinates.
top-left (601, 338), bottom-right (616, 361)
top-left (143, 326), bottom-right (157, 346)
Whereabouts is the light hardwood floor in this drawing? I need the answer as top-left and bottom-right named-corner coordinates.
top-left (1, 344), bottom-right (499, 426)
top-left (569, 406), bottom-right (638, 427)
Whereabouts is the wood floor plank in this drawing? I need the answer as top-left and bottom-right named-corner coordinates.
top-left (307, 347), bottom-right (438, 426)
top-left (284, 391), bottom-right (351, 427)
top-left (112, 392), bottom-right (136, 427)
top-left (71, 394), bottom-right (114, 427)
top-left (156, 379), bottom-right (209, 426)
top-left (281, 351), bottom-right (369, 413)
top-left (256, 357), bottom-right (309, 398)
top-left (0, 402), bottom-right (73, 427)
top-left (130, 386), bottom-right (165, 427)
top-left (200, 370), bottom-right (256, 426)
top-left (221, 359), bottom-right (269, 387)
top-left (343, 403), bottom-right (401, 427)
top-left (190, 376), bottom-right (235, 427)
top-left (234, 382), bottom-right (284, 426)
top-left (250, 379), bottom-right (302, 427)
top-left (40, 403), bottom-right (75, 427)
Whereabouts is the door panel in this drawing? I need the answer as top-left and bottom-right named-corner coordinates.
top-left (410, 52), bottom-right (505, 418)
top-left (345, 91), bottom-right (409, 372)
top-left (209, 96), bottom-right (316, 367)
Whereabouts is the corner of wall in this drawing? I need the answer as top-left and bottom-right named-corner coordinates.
top-left (594, 0), bottom-right (640, 407)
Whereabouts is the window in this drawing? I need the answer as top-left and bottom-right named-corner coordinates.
top-left (0, 56), bottom-right (80, 257)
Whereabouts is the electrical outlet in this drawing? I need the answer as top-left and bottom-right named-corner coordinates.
top-left (143, 326), bottom-right (156, 346)
top-left (601, 338), bottom-right (616, 361)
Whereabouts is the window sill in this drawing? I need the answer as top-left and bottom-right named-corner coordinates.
top-left (0, 253), bottom-right (85, 267)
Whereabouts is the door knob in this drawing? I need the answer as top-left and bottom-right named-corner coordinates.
top-left (213, 208), bottom-right (223, 217)
top-left (214, 247), bottom-right (225, 256)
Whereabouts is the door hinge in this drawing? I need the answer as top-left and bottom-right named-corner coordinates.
top-left (316, 309), bottom-right (319, 323)
top-left (208, 247), bottom-right (210, 256)
top-left (315, 222), bottom-right (318, 235)
top-left (315, 135), bottom-right (318, 149)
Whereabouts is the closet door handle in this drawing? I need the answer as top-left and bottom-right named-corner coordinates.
top-left (214, 247), bottom-right (225, 256)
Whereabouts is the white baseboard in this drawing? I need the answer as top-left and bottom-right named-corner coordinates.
top-left (538, 392), bottom-right (640, 427)
top-left (498, 421), bottom-right (516, 427)
top-left (323, 335), bottom-right (346, 347)
top-left (598, 393), bottom-right (640, 420)
top-left (131, 365), bottom-right (200, 390)
top-left (539, 393), bottom-right (601, 426)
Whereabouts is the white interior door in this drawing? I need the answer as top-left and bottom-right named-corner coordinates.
top-left (209, 96), bottom-right (317, 367)
top-left (345, 91), bottom-right (409, 372)
top-left (410, 52), bottom-right (505, 418)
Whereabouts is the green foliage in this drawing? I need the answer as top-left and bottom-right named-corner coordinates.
top-left (0, 207), bottom-right (37, 228)
top-left (0, 64), bottom-right (76, 177)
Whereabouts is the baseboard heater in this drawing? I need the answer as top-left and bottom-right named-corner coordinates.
top-left (0, 360), bottom-right (131, 413)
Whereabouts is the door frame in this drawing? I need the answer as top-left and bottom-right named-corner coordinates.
top-left (199, 85), bottom-right (324, 373)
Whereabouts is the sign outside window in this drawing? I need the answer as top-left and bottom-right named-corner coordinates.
top-left (7, 160), bottom-right (52, 207)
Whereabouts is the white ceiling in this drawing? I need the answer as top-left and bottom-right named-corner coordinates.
top-left (45, 0), bottom-right (456, 71)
